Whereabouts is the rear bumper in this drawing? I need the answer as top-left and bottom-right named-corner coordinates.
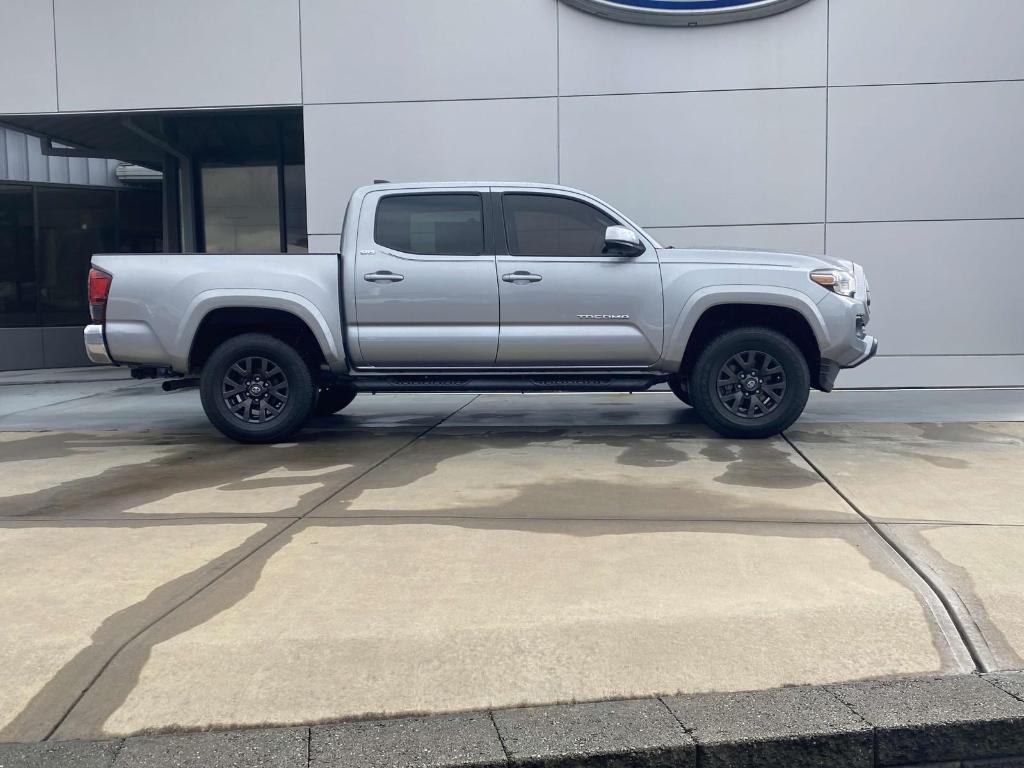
top-left (83, 324), bottom-right (112, 364)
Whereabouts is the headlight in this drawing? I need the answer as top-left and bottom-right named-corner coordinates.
top-left (810, 268), bottom-right (857, 298)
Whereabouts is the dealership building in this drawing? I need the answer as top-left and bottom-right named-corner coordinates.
top-left (0, 0), bottom-right (1021, 385)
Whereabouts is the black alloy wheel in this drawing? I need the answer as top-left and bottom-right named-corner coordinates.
top-left (200, 333), bottom-right (315, 443)
top-left (222, 356), bottom-right (291, 424)
top-left (688, 326), bottom-right (810, 439)
top-left (714, 350), bottom-right (787, 420)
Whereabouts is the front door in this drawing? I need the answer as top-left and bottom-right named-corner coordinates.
top-left (353, 190), bottom-right (499, 367)
top-left (495, 191), bottom-right (663, 367)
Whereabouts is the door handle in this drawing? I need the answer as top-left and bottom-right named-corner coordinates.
top-left (501, 271), bottom-right (543, 284)
top-left (363, 270), bottom-right (405, 283)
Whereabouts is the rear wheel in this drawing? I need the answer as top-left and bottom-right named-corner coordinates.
top-left (200, 333), bottom-right (315, 443)
top-left (689, 327), bottom-right (809, 439)
top-left (314, 385), bottom-right (357, 416)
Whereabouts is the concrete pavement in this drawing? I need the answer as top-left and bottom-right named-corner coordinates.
top-left (0, 369), bottom-right (1022, 743)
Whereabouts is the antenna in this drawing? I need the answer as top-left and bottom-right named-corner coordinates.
top-left (373, 179), bottom-right (391, 184)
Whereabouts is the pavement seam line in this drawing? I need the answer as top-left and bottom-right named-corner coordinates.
top-left (0, 382), bottom-right (153, 421)
top-left (985, 675), bottom-right (1024, 706)
top-left (821, 686), bottom-right (877, 764)
top-left (487, 710), bottom-right (512, 764)
top-left (781, 431), bottom-right (993, 673)
top-left (656, 696), bottom-right (697, 744)
top-left (40, 395), bottom-right (481, 741)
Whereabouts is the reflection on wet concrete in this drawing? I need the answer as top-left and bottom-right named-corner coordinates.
top-left (0, 389), bottom-right (1021, 742)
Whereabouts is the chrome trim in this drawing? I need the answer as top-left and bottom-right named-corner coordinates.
top-left (84, 324), bottom-right (112, 365)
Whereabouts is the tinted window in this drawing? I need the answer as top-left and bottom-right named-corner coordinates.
top-left (375, 194), bottom-right (483, 256)
top-left (503, 194), bottom-right (616, 257)
top-left (37, 187), bottom-right (116, 326)
top-left (0, 185), bottom-right (36, 327)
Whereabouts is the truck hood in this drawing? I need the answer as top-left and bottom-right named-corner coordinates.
top-left (656, 247), bottom-right (855, 273)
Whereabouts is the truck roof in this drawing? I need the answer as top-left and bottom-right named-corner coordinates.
top-left (353, 181), bottom-right (593, 195)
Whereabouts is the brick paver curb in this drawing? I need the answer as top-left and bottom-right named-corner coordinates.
top-left (2, 672), bottom-right (1023, 768)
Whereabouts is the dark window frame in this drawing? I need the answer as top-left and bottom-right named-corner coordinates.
top-left (497, 192), bottom-right (621, 259)
top-left (373, 192), bottom-right (488, 258)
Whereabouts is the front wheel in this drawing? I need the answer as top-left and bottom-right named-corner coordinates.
top-left (689, 327), bottom-right (810, 439)
top-left (199, 333), bottom-right (316, 443)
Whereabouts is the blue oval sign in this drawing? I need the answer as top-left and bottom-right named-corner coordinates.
top-left (561, 0), bottom-right (814, 26)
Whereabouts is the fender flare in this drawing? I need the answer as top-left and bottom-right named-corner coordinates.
top-left (171, 289), bottom-right (344, 372)
top-left (660, 285), bottom-right (829, 369)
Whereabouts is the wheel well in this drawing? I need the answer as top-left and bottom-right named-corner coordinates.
top-left (188, 308), bottom-right (326, 373)
top-left (679, 304), bottom-right (821, 384)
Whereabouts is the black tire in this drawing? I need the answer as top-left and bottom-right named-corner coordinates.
top-left (668, 375), bottom-right (691, 406)
top-left (314, 386), bottom-right (357, 416)
top-left (200, 333), bottom-right (316, 443)
top-left (689, 327), bottom-right (810, 439)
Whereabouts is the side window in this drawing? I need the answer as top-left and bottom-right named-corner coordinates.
top-left (503, 193), bottom-right (617, 257)
top-left (374, 194), bottom-right (484, 256)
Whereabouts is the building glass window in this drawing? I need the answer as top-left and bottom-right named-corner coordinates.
top-left (0, 185), bottom-right (36, 327)
top-left (118, 188), bottom-right (162, 253)
top-left (201, 164), bottom-right (281, 253)
top-left (37, 187), bottom-right (117, 327)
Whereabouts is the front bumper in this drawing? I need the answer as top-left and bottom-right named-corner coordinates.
top-left (83, 324), bottom-right (112, 364)
top-left (819, 335), bottom-right (877, 392)
top-left (845, 335), bottom-right (879, 369)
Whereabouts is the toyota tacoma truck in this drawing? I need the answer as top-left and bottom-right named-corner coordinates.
top-left (84, 182), bottom-right (877, 443)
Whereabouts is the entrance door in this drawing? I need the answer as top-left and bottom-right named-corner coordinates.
top-left (495, 191), bottom-right (663, 367)
top-left (354, 190), bottom-right (499, 367)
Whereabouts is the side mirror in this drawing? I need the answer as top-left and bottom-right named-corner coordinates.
top-left (604, 225), bottom-right (645, 257)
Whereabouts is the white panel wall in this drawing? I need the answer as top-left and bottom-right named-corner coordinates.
top-left (828, 220), bottom-right (1024, 356)
top-left (307, 234), bottom-right (341, 254)
top-left (301, 0), bottom-right (557, 103)
top-left (827, 81), bottom-right (1024, 223)
top-left (2, 0), bottom-right (1023, 384)
top-left (825, 0), bottom-right (1024, 386)
top-left (0, 0), bottom-right (58, 113)
top-left (559, 0), bottom-right (826, 95)
top-left (304, 99), bottom-right (558, 236)
top-left (53, 0), bottom-right (302, 111)
top-left (829, 0), bottom-right (1024, 86)
top-left (294, 0), bottom-right (1022, 386)
top-left (560, 88), bottom-right (826, 227)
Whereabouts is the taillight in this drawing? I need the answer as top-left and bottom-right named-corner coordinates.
top-left (88, 267), bottom-right (112, 323)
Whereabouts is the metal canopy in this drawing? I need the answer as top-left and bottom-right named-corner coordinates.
top-left (0, 108), bottom-right (303, 170)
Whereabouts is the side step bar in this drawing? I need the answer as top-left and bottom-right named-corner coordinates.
top-left (341, 373), bottom-right (670, 394)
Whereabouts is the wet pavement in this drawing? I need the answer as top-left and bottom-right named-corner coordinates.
top-left (0, 368), bottom-right (1022, 742)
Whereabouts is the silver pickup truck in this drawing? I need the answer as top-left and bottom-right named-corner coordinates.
top-left (85, 182), bottom-right (876, 443)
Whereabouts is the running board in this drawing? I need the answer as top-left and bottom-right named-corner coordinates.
top-left (341, 373), bottom-right (669, 394)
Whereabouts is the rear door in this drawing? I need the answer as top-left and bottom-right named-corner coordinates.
top-left (494, 190), bottom-right (663, 367)
top-left (353, 189), bottom-right (499, 367)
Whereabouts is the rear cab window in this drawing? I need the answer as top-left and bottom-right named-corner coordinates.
top-left (374, 193), bottom-right (484, 256)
